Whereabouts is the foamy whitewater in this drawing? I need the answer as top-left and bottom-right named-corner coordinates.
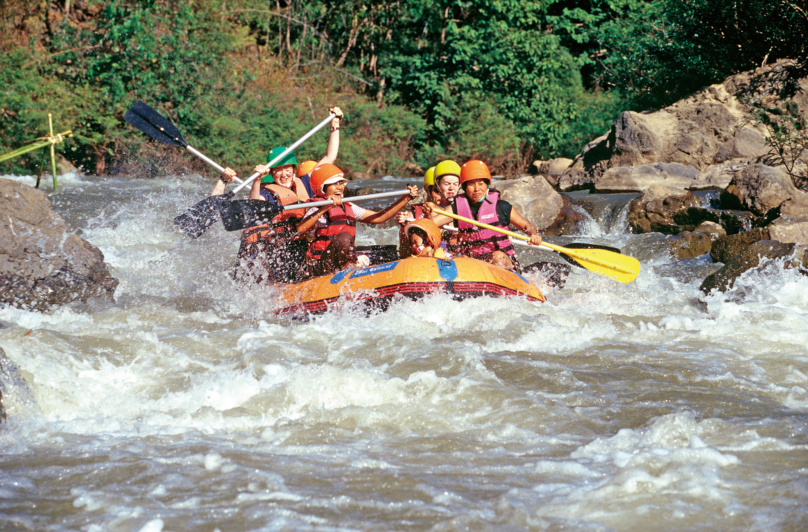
top-left (0, 173), bottom-right (806, 531)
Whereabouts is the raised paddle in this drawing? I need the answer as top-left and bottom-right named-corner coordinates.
top-left (188, 113), bottom-right (334, 237)
top-left (124, 101), bottom-right (246, 238)
top-left (431, 207), bottom-right (640, 283)
top-left (220, 190), bottom-right (413, 231)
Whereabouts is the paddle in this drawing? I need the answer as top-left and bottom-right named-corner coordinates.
top-left (432, 207), bottom-right (640, 283)
top-left (124, 101), bottom-right (245, 238)
top-left (124, 101), bottom-right (335, 238)
top-left (220, 190), bottom-right (412, 231)
top-left (441, 225), bottom-right (574, 287)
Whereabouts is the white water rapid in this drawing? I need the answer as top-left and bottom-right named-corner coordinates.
top-left (1, 173), bottom-right (806, 531)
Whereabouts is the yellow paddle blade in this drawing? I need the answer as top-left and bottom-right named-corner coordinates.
top-left (541, 242), bottom-right (640, 284)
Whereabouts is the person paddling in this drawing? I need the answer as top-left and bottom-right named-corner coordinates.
top-left (214, 106), bottom-right (344, 283)
top-left (298, 163), bottom-right (418, 277)
top-left (425, 159), bottom-right (541, 272)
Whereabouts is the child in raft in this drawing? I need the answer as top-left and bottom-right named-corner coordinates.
top-left (297, 163), bottom-right (419, 277)
top-left (403, 218), bottom-right (451, 259)
top-left (424, 159), bottom-right (542, 273)
top-left (213, 107), bottom-right (344, 284)
top-left (395, 160), bottom-right (461, 257)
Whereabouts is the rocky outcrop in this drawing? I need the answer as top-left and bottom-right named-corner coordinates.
top-left (595, 162), bottom-right (701, 192)
top-left (0, 179), bottom-right (118, 311)
top-left (700, 240), bottom-right (804, 293)
top-left (533, 158), bottom-right (574, 176)
top-left (559, 60), bottom-right (804, 192)
top-left (627, 185), bottom-right (752, 236)
top-left (495, 176), bottom-right (581, 235)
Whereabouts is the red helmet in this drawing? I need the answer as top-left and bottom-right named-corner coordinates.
top-left (404, 218), bottom-right (443, 249)
top-left (310, 164), bottom-right (346, 195)
top-left (459, 160), bottom-right (491, 187)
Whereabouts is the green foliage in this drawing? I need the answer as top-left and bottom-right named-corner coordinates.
top-left (4, 0), bottom-right (807, 178)
top-left (750, 99), bottom-right (808, 189)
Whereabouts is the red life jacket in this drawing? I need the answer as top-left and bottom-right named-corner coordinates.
top-left (306, 199), bottom-right (357, 261)
top-left (453, 191), bottom-right (515, 257)
top-left (239, 183), bottom-right (306, 257)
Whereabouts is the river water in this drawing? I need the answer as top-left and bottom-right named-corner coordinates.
top-left (1, 173), bottom-right (807, 532)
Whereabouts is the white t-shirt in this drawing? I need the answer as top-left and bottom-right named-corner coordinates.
top-left (305, 203), bottom-right (367, 230)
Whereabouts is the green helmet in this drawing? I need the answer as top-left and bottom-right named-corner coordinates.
top-left (262, 146), bottom-right (298, 184)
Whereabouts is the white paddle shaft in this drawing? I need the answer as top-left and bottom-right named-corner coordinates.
top-left (232, 113), bottom-right (337, 195)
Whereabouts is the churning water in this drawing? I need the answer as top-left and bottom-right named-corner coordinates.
top-left (1, 173), bottom-right (807, 531)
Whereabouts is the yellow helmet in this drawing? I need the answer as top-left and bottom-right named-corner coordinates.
top-left (423, 166), bottom-right (436, 188)
top-left (434, 160), bottom-right (461, 184)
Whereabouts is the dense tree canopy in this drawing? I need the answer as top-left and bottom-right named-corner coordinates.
top-left (1, 0), bottom-right (806, 175)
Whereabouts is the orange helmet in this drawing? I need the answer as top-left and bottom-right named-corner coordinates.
top-left (310, 164), bottom-right (346, 195)
top-left (459, 160), bottom-right (491, 187)
top-left (297, 160), bottom-right (317, 177)
top-left (404, 218), bottom-right (443, 249)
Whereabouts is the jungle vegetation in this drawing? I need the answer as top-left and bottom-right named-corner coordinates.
top-left (1, 0), bottom-right (806, 176)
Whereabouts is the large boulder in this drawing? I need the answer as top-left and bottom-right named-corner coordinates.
top-left (495, 176), bottom-right (581, 235)
top-left (560, 60), bottom-right (805, 192)
top-left (768, 214), bottom-right (808, 244)
top-left (700, 240), bottom-right (804, 293)
top-left (533, 158), bottom-right (574, 176)
top-left (719, 164), bottom-right (800, 216)
top-left (595, 162), bottom-right (701, 192)
top-left (0, 179), bottom-right (118, 311)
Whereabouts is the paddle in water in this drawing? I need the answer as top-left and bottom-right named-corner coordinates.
top-left (432, 207), bottom-right (640, 283)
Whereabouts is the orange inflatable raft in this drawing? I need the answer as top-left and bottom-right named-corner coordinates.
top-left (275, 255), bottom-right (545, 316)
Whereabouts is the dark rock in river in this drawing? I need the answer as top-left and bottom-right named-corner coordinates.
top-left (628, 184), bottom-right (752, 235)
top-left (700, 240), bottom-right (804, 293)
top-left (627, 185), bottom-right (702, 234)
top-left (710, 227), bottom-right (771, 263)
top-left (668, 231), bottom-right (713, 260)
top-left (0, 178), bottom-right (118, 311)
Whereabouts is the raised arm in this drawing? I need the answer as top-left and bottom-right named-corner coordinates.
top-left (211, 167), bottom-right (237, 196)
top-left (318, 107), bottom-right (344, 165)
top-left (248, 165), bottom-right (271, 200)
top-left (360, 186), bottom-right (419, 225)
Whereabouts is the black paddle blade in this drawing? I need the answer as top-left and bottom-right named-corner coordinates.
top-left (522, 261), bottom-right (572, 289)
top-left (173, 193), bottom-right (233, 239)
top-left (218, 199), bottom-right (284, 232)
top-left (555, 242), bottom-right (622, 269)
top-left (124, 101), bottom-right (187, 147)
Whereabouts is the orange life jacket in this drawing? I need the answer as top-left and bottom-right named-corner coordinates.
top-left (306, 200), bottom-right (356, 261)
top-left (240, 183), bottom-right (307, 256)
